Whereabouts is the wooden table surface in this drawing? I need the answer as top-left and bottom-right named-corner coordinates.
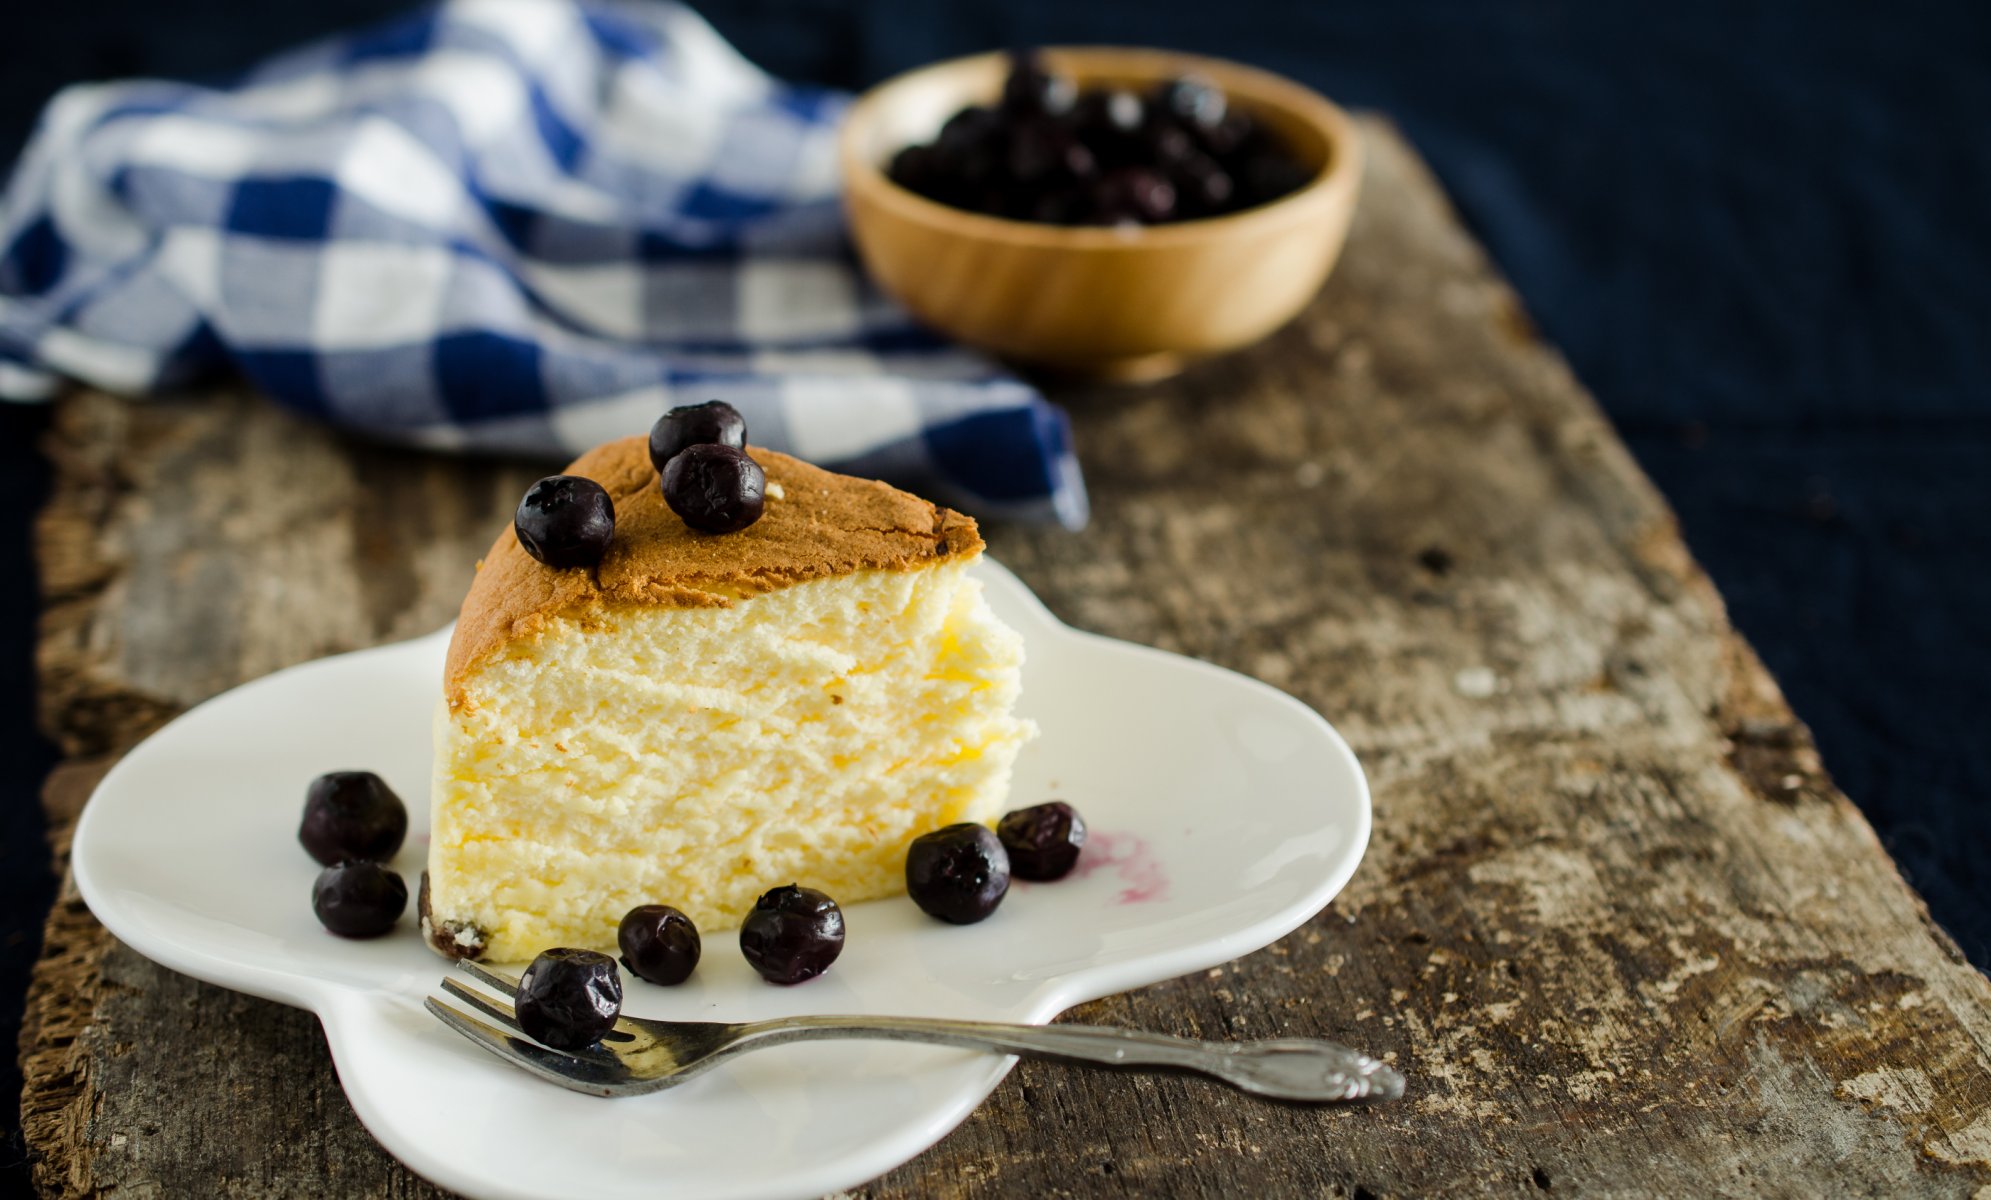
top-left (21, 120), bottom-right (1991, 1198)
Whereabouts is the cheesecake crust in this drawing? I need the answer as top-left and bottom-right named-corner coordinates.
top-left (444, 439), bottom-right (984, 705)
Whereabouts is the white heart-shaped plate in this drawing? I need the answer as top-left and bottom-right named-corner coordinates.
top-left (72, 560), bottom-right (1369, 1200)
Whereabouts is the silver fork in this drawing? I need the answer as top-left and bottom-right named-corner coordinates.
top-left (426, 960), bottom-right (1404, 1102)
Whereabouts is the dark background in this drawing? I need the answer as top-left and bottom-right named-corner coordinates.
top-left (5, 2), bottom-right (1988, 1192)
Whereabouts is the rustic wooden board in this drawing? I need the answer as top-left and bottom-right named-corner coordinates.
top-left (21, 120), bottom-right (1991, 1198)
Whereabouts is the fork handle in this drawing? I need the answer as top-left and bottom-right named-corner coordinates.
top-left (728, 1015), bottom-right (1403, 1103)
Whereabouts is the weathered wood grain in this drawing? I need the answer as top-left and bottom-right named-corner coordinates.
top-left (22, 120), bottom-right (1991, 1199)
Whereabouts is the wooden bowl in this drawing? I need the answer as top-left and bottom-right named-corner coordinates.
top-left (839, 47), bottom-right (1363, 382)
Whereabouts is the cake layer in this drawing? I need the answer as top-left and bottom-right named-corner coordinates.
top-left (427, 558), bottom-right (1034, 962)
top-left (445, 439), bottom-right (982, 708)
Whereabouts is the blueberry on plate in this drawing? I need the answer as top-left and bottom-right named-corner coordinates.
top-left (618, 904), bottom-right (701, 986)
top-left (647, 400), bottom-right (747, 473)
top-left (311, 861), bottom-right (408, 938)
top-left (997, 802), bottom-right (1088, 881)
top-left (516, 948), bottom-right (624, 1051)
top-left (299, 770), bottom-right (407, 865)
top-left (662, 443), bottom-right (766, 534)
top-left (514, 475), bottom-right (615, 569)
top-left (739, 885), bottom-right (845, 985)
top-left (905, 823), bottom-right (1011, 924)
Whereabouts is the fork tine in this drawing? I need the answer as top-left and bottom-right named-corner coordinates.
top-left (439, 977), bottom-right (522, 1032)
top-left (424, 998), bottom-right (632, 1097)
top-left (454, 959), bottom-right (523, 996)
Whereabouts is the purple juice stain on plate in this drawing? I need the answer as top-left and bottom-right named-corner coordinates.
top-left (1071, 831), bottom-right (1171, 904)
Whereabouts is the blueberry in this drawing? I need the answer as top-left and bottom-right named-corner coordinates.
top-left (618, 904), bottom-right (701, 986)
top-left (1198, 109), bottom-right (1257, 158)
top-left (997, 802), bottom-right (1088, 881)
top-left (1154, 75), bottom-right (1227, 131)
top-left (515, 475), bottom-right (615, 569)
top-left (299, 771), bottom-right (407, 866)
top-left (1171, 153), bottom-right (1236, 217)
top-left (887, 73), bottom-right (1300, 229)
top-left (905, 823), bottom-right (1011, 924)
top-left (994, 184), bottom-right (1044, 222)
top-left (661, 443), bottom-right (766, 534)
top-left (1073, 89), bottom-right (1146, 138)
top-left (311, 861), bottom-right (408, 938)
top-left (936, 105), bottom-right (1001, 160)
top-left (950, 144), bottom-right (1004, 192)
top-left (515, 948), bottom-right (623, 1051)
top-left (968, 186), bottom-right (1016, 217)
top-left (888, 144), bottom-right (946, 198)
top-left (1140, 120), bottom-right (1197, 169)
top-left (1071, 90), bottom-right (1149, 171)
top-left (1006, 120), bottom-right (1096, 186)
top-left (1240, 152), bottom-right (1314, 206)
top-left (648, 400), bottom-right (747, 475)
top-left (1000, 51), bottom-right (1076, 118)
top-left (739, 885), bottom-right (845, 985)
top-left (1029, 188), bottom-right (1087, 225)
top-left (1086, 167), bottom-right (1177, 225)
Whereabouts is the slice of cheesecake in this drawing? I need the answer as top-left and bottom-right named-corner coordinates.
top-left (424, 438), bottom-right (1035, 962)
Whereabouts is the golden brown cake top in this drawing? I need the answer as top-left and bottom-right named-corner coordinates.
top-left (444, 438), bottom-right (983, 704)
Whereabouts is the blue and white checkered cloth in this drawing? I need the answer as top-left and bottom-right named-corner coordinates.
top-left (0, 0), bottom-right (1087, 526)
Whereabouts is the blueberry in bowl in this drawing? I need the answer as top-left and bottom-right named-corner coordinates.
top-left (886, 53), bottom-right (1307, 228)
